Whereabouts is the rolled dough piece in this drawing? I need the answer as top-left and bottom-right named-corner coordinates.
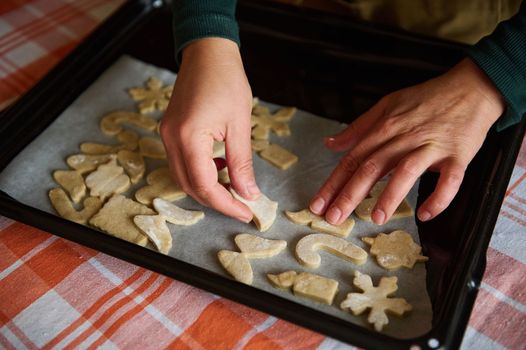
top-left (230, 189), bottom-right (278, 232)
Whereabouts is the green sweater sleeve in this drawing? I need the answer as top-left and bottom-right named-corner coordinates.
top-left (172, 0), bottom-right (239, 64)
top-left (467, 2), bottom-right (526, 131)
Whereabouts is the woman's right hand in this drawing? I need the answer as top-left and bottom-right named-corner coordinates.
top-left (160, 38), bottom-right (260, 223)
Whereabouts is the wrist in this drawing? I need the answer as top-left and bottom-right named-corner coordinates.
top-left (181, 37), bottom-right (242, 68)
top-left (454, 58), bottom-right (506, 124)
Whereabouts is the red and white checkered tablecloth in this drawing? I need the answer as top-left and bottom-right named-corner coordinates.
top-left (0, 1), bottom-right (525, 349)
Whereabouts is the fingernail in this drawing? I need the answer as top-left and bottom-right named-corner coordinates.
top-left (372, 209), bottom-right (385, 225)
top-left (237, 214), bottom-right (252, 223)
top-left (326, 207), bottom-right (342, 224)
top-left (310, 197), bottom-right (326, 214)
top-left (419, 210), bottom-right (431, 221)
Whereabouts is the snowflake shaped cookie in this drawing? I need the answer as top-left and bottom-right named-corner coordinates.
top-left (251, 105), bottom-right (296, 140)
top-left (362, 230), bottom-right (428, 270)
top-left (128, 77), bottom-right (173, 114)
top-left (341, 271), bottom-right (412, 332)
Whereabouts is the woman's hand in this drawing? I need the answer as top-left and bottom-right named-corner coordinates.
top-left (160, 38), bottom-right (259, 222)
top-left (309, 58), bottom-right (506, 225)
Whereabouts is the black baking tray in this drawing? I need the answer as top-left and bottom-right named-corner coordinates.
top-left (1, 0), bottom-right (524, 349)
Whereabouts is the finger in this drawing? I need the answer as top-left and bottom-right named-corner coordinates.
top-left (417, 160), bottom-right (465, 221)
top-left (325, 101), bottom-right (385, 152)
top-left (323, 137), bottom-right (417, 225)
top-left (310, 121), bottom-right (395, 216)
top-left (160, 127), bottom-right (193, 197)
top-left (225, 121), bottom-right (260, 200)
top-left (180, 134), bottom-right (253, 222)
top-left (372, 146), bottom-right (438, 225)
top-left (167, 144), bottom-right (192, 196)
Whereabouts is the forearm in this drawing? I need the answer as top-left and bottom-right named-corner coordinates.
top-left (467, 1), bottom-right (526, 131)
top-left (172, 0), bottom-right (240, 64)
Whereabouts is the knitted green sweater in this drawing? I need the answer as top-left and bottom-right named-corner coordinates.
top-left (172, 1), bottom-right (526, 130)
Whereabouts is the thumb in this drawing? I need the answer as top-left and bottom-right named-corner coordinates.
top-left (325, 101), bottom-right (384, 152)
top-left (225, 123), bottom-right (261, 200)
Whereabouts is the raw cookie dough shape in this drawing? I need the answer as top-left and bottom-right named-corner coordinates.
top-left (117, 129), bottom-right (140, 150)
top-left (213, 141), bottom-right (226, 158)
top-left (362, 230), bottom-right (428, 270)
top-left (49, 188), bottom-right (102, 225)
top-left (218, 233), bottom-right (287, 285)
top-left (66, 154), bottom-right (116, 174)
top-left (100, 111), bottom-right (157, 136)
top-left (80, 142), bottom-right (127, 155)
top-left (152, 198), bottom-right (204, 225)
top-left (135, 168), bottom-right (186, 205)
top-left (267, 271), bottom-right (339, 305)
top-left (285, 209), bottom-right (354, 238)
top-left (230, 189), bottom-right (278, 232)
top-left (234, 233), bottom-right (287, 258)
top-left (53, 170), bottom-right (86, 203)
top-left (134, 199), bottom-right (205, 255)
top-left (117, 150), bottom-right (145, 184)
top-left (340, 271), bottom-right (412, 332)
top-left (85, 158), bottom-right (130, 200)
top-left (295, 233), bottom-right (368, 268)
top-left (251, 106), bottom-right (296, 140)
top-left (259, 144), bottom-right (298, 170)
top-left (218, 167), bottom-right (230, 184)
top-left (355, 180), bottom-right (413, 222)
top-left (80, 130), bottom-right (139, 154)
top-left (139, 137), bottom-right (166, 159)
top-left (128, 77), bottom-right (173, 114)
top-left (134, 215), bottom-right (172, 254)
top-left (218, 251), bottom-right (253, 285)
top-left (89, 194), bottom-right (154, 246)
top-left (251, 139), bottom-right (269, 152)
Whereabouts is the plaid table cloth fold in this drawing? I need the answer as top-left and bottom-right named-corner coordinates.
top-left (0, 1), bottom-right (525, 349)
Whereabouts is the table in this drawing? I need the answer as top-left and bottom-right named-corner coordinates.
top-left (1, 1), bottom-right (525, 349)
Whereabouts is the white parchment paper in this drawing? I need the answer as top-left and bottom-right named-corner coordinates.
top-left (0, 56), bottom-right (432, 338)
